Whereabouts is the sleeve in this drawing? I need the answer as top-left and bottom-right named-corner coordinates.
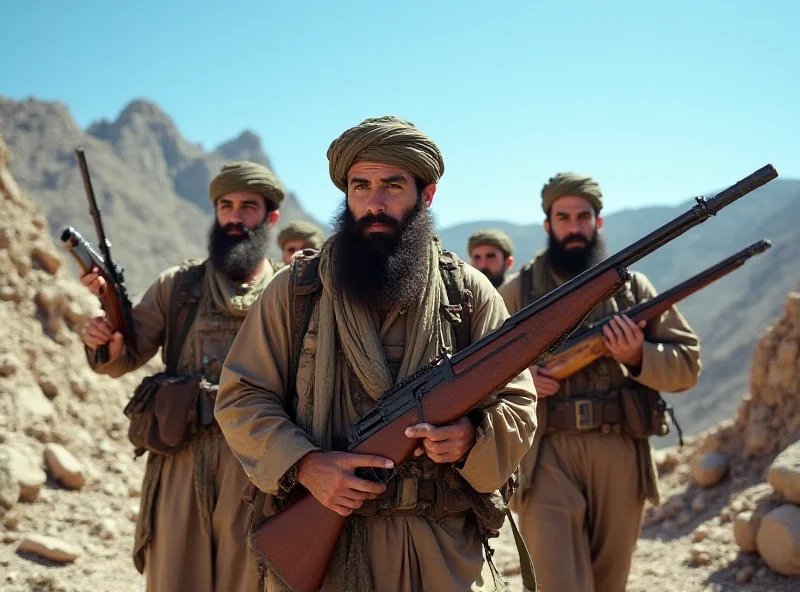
top-left (626, 272), bottom-right (702, 393)
top-left (85, 266), bottom-right (179, 378)
top-left (214, 268), bottom-right (319, 495)
top-left (455, 266), bottom-right (538, 493)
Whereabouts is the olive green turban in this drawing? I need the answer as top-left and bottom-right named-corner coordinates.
top-left (209, 161), bottom-right (285, 208)
top-left (541, 172), bottom-right (603, 214)
top-left (326, 116), bottom-right (445, 193)
top-left (467, 229), bottom-right (514, 258)
top-left (277, 221), bottom-right (325, 250)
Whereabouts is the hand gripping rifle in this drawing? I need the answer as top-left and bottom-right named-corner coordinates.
top-left (252, 165), bottom-right (777, 592)
top-left (61, 149), bottom-right (136, 363)
top-left (539, 238), bottom-right (773, 380)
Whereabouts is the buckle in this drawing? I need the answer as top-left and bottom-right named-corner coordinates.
top-left (575, 400), bottom-right (594, 430)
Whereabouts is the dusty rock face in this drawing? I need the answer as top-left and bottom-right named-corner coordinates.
top-left (734, 511), bottom-right (758, 553)
top-left (691, 451), bottom-right (729, 488)
top-left (44, 443), bottom-right (85, 490)
top-left (0, 132), bottom-right (156, 590)
top-left (17, 534), bottom-right (82, 563)
top-left (756, 505), bottom-right (800, 576)
top-left (633, 287), bottom-right (800, 590)
top-left (0, 96), bottom-right (324, 298)
top-left (768, 440), bottom-right (800, 503)
top-left (0, 445), bottom-right (46, 502)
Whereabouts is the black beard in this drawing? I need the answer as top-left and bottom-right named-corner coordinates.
top-left (478, 268), bottom-right (506, 288)
top-left (331, 199), bottom-right (434, 310)
top-left (545, 230), bottom-right (607, 278)
top-left (207, 219), bottom-right (271, 282)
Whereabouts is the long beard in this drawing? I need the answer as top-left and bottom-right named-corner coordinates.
top-left (545, 230), bottom-right (607, 278)
top-left (331, 200), bottom-right (434, 310)
top-left (207, 219), bottom-right (271, 282)
top-left (479, 268), bottom-right (506, 288)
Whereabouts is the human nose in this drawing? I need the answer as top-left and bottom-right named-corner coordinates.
top-left (364, 188), bottom-right (387, 216)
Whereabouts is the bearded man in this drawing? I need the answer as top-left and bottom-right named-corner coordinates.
top-left (499, 172), bottom-right (702, 592)
top-left (80, 161), bottom-right (284, 591)
top-left (467, 229), bottom-right (515, 288)
top-left (276, 220), bottom-right (325, 265)
top-left (215, 116), bottom-right (538, 591)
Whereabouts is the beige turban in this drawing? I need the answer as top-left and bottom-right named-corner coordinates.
top-left (467, 229), bottom-right (514, 257)
top-left (277, 221), bottom-right (325, 250)
top-left (541, 172), bottom-right (603, 214)
top-left (326, 116), bottom-right (445, 193)
top-left (209, 161), bottom-right (285, 208)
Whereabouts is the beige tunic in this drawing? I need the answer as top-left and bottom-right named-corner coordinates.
top-left (89, 259), bottom-right (275, 592)
top-left (216, 263), bottom-right (538, 591)
top-left (500, 255), bottom-right (701, 592)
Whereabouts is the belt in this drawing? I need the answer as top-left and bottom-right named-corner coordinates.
top-left (354, 474), bottom-right (438, 517)
top-left (547, 395), bottom-right (623, 432)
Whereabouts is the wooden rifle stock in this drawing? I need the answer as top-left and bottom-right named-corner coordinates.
top-left (251, 166), bottom-right (777, 592)
top-left (61, 226), bottom-right (133, 347)
top-left (251, 268), bottom-right (628, 592)
top-left (541, 239), bottom-right (772, 380)
top-left (61, 149), bottom-right (136, 361)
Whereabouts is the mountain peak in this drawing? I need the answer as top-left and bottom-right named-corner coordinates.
top-left (213, 130), bottom-right (271, 168)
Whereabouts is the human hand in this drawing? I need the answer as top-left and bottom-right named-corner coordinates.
top-left (405, 417), bottom-right (476, 463)
top-left (297, 451), bottom-right (393, 517)
top-left (603, 314), bottom-right (646, 367)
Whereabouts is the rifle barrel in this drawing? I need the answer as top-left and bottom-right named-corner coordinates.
top-left (452, 165), bottom-right (778, 364)
top-left (554, 238), bottom-right (772, 348)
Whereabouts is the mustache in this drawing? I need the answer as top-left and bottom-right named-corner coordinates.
top-left (355, 213), bottom-right (401, 232)
top-left (559, 233), bottom-right (590, 247)
top-left (221, 222), bottom-right (250, 236)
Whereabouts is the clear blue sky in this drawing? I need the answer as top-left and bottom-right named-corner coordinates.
top-left (2, 0), bottom-right (797, 228)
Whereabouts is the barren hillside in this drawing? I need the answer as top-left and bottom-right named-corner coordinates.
top-left (0, 96), bottom-right (324, 299)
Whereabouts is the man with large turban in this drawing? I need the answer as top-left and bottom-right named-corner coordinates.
top-left (80, 161), bottom-right (285, 591)
top-left (499, 172), bottom-right (701, 592)
top-left (215, 116), bottom-right (539, 591)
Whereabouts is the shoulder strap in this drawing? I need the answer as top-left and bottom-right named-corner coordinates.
top-left (286, 250), bottom-right (323, 417)
top-left (165, 259), bottom-right (206, 375)
top-left (438, 251), bottom-right (472, 354)
top-left (520, 262), bottom-right (534, 309)
top-left (505, 508), bottom-right (537, 590)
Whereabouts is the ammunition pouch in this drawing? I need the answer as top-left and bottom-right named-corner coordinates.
top-left (618, 384), bottom-right (670, 440)
top-left (547, 384), bottom-right (671, 440)
top-left (124, 372), bottom-right (218, 456)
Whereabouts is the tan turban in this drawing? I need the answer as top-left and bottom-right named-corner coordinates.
top-left (277, 221), bottom-right (325, 250)
top-left (541, 172), bottom-right (603, 214)
top-left (326, 116), bottom-right (445, 193)
top-left (209, 161), bottom-right (285, 208)
top-left (467, 229), bottom-right (514, 258)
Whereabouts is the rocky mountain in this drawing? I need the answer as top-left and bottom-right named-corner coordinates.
top-left (2, 122), bottom-right (797, 590)
top-left (439, 178), bottom-right (800, 444)
top-left (0, 132), bottom-right (148, 591)
top-left (0, 96), bottom-right (324, 298)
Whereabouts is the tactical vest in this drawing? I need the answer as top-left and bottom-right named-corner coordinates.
top-left (519, 254), bottom-right (665, 507)
top-left (246, 247), bottom-right (536, 591)
top-left (132, 258), bottom-right (275, 573)
top-left (520, 253), bottom-right (638, 399)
